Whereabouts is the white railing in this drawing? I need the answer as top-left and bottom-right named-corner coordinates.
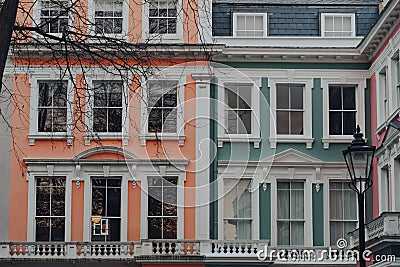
top-left (4, 243), bottom-right (66, 258)
top-left (0, 242), bottom-right (136, 259)
top-left (349, 212), bottom-right (400, 249)
top-left (203, 240), bottom-right (266, 257)
top-left (136, 240), bottom-right (200, 255)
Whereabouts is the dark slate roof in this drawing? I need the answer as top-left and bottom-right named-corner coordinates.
top-left (213, 0), bottom-right (380, 5)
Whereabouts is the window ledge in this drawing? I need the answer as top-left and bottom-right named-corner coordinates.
top-left (144, 34), bottom-right (183, 43)
top-left (28, 133), bottom-right (73, 146)
top-left (322, 137), bottom-right (354, 149)
top-left (84, 133), bottom-right (130, 146)
top-left (218, 136), bottom-right (261, 148)
top-left (140, 134), bottom-right (185, 146)
top-left (269, 137), bottom-right (314, 149)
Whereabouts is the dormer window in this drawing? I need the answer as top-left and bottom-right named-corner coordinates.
top-left (233, 13), bottom-right (267, 37)
top-left (321, 13), bottom-right (355, 37)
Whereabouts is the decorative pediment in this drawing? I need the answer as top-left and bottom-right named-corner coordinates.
top-left (271, 148), bottom-right (324, 164)
top-left (74, 146), bottom-right (138, 160)
top-left (380, 121), bottom-right (400, 148)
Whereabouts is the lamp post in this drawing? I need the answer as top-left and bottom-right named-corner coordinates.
top-left (342, 125), bottom-right (375, 267)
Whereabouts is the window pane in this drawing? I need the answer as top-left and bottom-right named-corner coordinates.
top-left (329, 112), bottom-right (342, 135)
top-left (163, 108), bottom-right (177, 133)
top-left (330, 222), bottom-right (342, 245)
top-left (226, 88), bottom-right (237, 108)
top-left (109, 218), bottom-right (121, 241)
top-left (108, 108), bottom-right (122, 132)
top-left (254, 16), bottom-right (263, 30)
top-left (92, 187), bottom-right (106, 216)
top-left (107, 187), bottom-right (121, 217)
top-left (343, 17), bottom-right (351, 31)
top-left (329, 86), bottom-right (342, 110)
top-left (334, 16), bottom-right (342, 32)
top-left (343, 189), bottom-right (357, 220)
top-left (51, 217), bottom-right (65, 241)
top-left (277, 111), bottom-right (289, 134)
top-left (148, 218), bottom-right (162, 238)
top-left (290, 85), bottom-right (303, 109)
top-left (245, 15), bottom-right (254, 31)
top-left (291, 188), bottom-right (304, 219)
top-left (343, 87), bottom-right (355, 109)
top-left (238, 86), bottom-right (251, 109)
top-left (325, 16), bottom-right (333, 31)
top-left (163, 218), bottom-right (177, 239)
top-left (276, 85), bottom-right (289, 109)
top-left (277, 221), bottom-right (289, 245)
top-left (277, 188), bottom-right (289, 219)
top-left (290, 111), bottom-right (303, 135)
top-left (227, 110), bottom-right (237, 134)
top-left (36, 218), bottom-right (50, 241)
top-left (237, 220), bottom-right (252, 239)
top-left (343, 112), bottom-right (356, 135)
top-left (93, 108), bottom-right (107, 132)
top-left (330, 188), bottom-right (343, 220)
top-left (237, 110), bottom-right (251, 134)
top-left (148, 187), bottom-right (162, 216)
top-left (51, 187), bottom-right (65, 216)
top-left (163, 187), bottom-right (177, 216)
top-left (291, 221), bottom-right (304, 245)
top-left (236, 16), bottom-right (245, 30)
top-left (148, 108), bottom-right (162, 132)
top-left (36, 186), bottom-right (50, 216)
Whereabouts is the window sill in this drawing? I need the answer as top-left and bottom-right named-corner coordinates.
top-left (218, 136), bottom-right (261, 148)
top-left (322, 136), bottom-right (354, 149)
top-left (28, 133), bottom-right (74, 146)
top-left (144, 34), bottom-right (183, 43)
top-left (84, 133), bottom-right (130, 146)
top-left (269, 137), bottom-right (314, 149)
top-left (140, 133), bottom-right (185, 146)
top-left (86, 34), bottom-right (129, 42)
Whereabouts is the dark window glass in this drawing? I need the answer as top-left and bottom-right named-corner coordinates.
top-left (147, 176), bottom-right (177, 239)
top-left (147, 81), bottom-right (178, 133)
top-left (93, 81), bottom-right (123, 132)
top-left (91, 177), bottom-right (121, 242)
top-left (276, 84), bottom-right (304, 135)
top-left (35, 177), bottom-right (66, 241)
top-left (328, 85), bottom-right (356, 135)
top-left (38, 81), bottom-right (68, 132)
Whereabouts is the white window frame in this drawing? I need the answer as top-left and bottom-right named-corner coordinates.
top-left (90, 176), bottom-right (122, 241)
top-left (84, 75), bottom-right (130, 145)
top-left (269, 78), bottom-right (313, 149)
top-left (87, 0), bottom-right (129, 40)
top-left (328, 181), bottom-right (358, 246)
top-left (26, 165), bottom-right (73, 242)
top-left (321, 13), bottom-right (356, 37)
top-left (232, 13), bottom-right (268, 38)
top-left (321, 76), bottom-right (366, 149)
top-left (140, 74), bottom-right (185, 146)
top-left (276, 180), bottom-right (305, 246)
top-left (142, 0), bottom-right (183, 43)
top-left (34, 176), bottom-right (67, 242)
top-left (140, 171), bottom-right (186, 240)
top-left (222, 178), bottom-right (253, 240)
top-left (33, 0), bottom-right (74, 39)
top-left (28, 74), bottom-right (74, 146)
top-left (268, 175), bottom-right (312, 247)
top-left (217, 176), bottom-right (258, 241)
top-left (217, 79), bottom-right (261, 148)
top-left (147, 176), bottom-right (179, 239)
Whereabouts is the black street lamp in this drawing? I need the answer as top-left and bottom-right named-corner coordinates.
top-left (342, 125), bottom-right (375, 267)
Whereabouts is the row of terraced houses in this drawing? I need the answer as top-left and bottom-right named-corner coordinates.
top-left (0, 0), bottom-right (399, 266)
